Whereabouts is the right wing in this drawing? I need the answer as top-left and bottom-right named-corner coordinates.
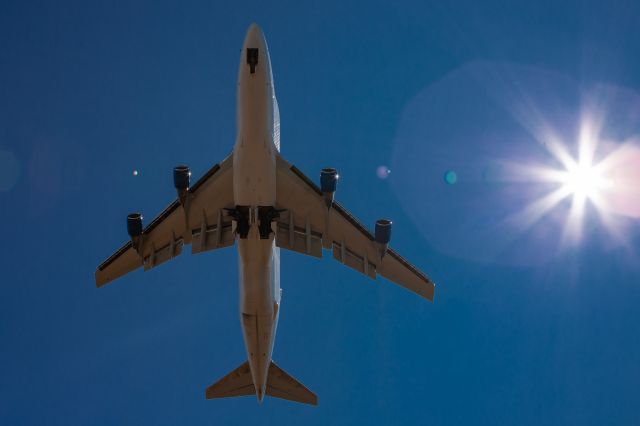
top-left (274, 155), bottom-right (435, 301)
top-left (95, 154), bottom-right (236, 287)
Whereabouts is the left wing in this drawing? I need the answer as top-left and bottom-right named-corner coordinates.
top-left (95, 155), bottom-right (236, 287)
top-left (274, 155), bottom-right (435, 301)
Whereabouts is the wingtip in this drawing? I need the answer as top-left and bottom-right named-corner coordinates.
top-left (204, 388), bottom-right (214, 400)
top-left (95, 271), bottom-right (108, 288)
top-left (420, 282), bottom-right (435, 302)
top-left (426, 284), bottom-right (435, 302)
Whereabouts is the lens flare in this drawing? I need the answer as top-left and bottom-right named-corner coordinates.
top-left (376, 165), bottom-right (390, 179)
top-left (512, 113), bottom-right (640, 245)
top-left (444, 170), bottom-right (458, 185)
top-left (391, 61), bottom-right (640, 266)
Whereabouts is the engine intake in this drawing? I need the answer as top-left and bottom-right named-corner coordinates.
top-left (375, 219), bottom-right (392, 258)
top-left (174, 165), bottom-right (191, 204)
top-left (375, 219), bottom-right (392, 244)
top-left (174, 165), bottom-right (191, 190)
top-left (127, 213), bottom-right (143, 237)
top-left (320, 168), bottom-right (338, 208)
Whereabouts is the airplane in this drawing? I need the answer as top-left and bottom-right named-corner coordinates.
top-left (95, 23), bottom-right (435, 406)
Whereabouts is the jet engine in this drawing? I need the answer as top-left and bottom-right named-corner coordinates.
top-left (173, 165), bottom-right (191, 204)
top-left (127, 213), bottom-right (143, 237)
top-left (375, 219), bottom-right (392, 258)
top-left (127, 212), bottom-right (144, 252)
top-left (320, 168), bottom-right (338, 208)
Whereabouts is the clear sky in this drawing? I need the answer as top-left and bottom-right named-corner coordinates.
top-left (1, 1), bottom-right (640, 425)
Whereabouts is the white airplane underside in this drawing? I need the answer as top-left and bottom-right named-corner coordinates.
top-left (95, 24), bottom-right (435, 406)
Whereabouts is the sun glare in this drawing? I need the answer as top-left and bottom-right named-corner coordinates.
top-left (503, 112), bottom-right (640, 247)
top-left (560, 161), bottom-right (604, 200)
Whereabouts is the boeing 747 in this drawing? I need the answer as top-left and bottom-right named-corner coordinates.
top-left (95, 23), bottom-right (435, 406)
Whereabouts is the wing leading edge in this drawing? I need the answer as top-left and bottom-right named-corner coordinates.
top-left (274, 155), bottom-right (435, 301)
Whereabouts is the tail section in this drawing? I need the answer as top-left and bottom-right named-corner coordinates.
top-left (205, 360), bottom-right (317, 406)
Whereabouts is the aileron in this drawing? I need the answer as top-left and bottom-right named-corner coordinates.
top-left (380, 248), bottom-right (435, 300)
top-left (95, 244), bottom-right (142, 288)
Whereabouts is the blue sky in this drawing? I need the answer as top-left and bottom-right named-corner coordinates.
top-left (1, 1), bottom-right (640, 425)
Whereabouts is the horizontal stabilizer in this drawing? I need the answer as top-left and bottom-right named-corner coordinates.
top-left (205, 361), bottom-right (254, 399)
top-left (205, 360), bottom-right (317, 405)
top-left (266, 361), bottom-right (317, 405)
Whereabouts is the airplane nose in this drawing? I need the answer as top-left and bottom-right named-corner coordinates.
top-left (244, 23), bottom-right (263, 47)
top-left (248, 22), bottom-right (261, 35)
top-left (242, 23), bottom-right (266, 75)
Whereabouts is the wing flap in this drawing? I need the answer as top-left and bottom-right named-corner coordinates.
top-left (142, 237), bottom-right (184, 271)
top-left (331, 241), bottom-right (376, 280)
top-left (275, 221), bottom-right (322, 258)
top-left (191, 210), bottom-right (235, 255)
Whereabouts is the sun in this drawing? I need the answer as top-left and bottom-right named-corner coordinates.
top-left (559, 159), bottom-right (605, 201)
top-left (533, 128), bottom-right (614, 243)
top-left (503, 114), bottom-right (636, 245)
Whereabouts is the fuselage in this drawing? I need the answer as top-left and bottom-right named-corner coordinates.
top-left (232, 23), bottom-right (281, 403)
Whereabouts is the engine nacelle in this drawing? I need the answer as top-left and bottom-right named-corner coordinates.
top-left (173, 165), bottom-right (191, 190)
top-left (375, 219), bottom-right (392, 258)
top-left (127, 212), bottom-right (144, 253)
top-left (320, 168), bottom-right (338, 208)
top-left (173, 165), bottom-right (191, 204)
top-left (127, 212), bottom-right (143, 253)
top-left (127, 213), bottom-right (143, 237)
